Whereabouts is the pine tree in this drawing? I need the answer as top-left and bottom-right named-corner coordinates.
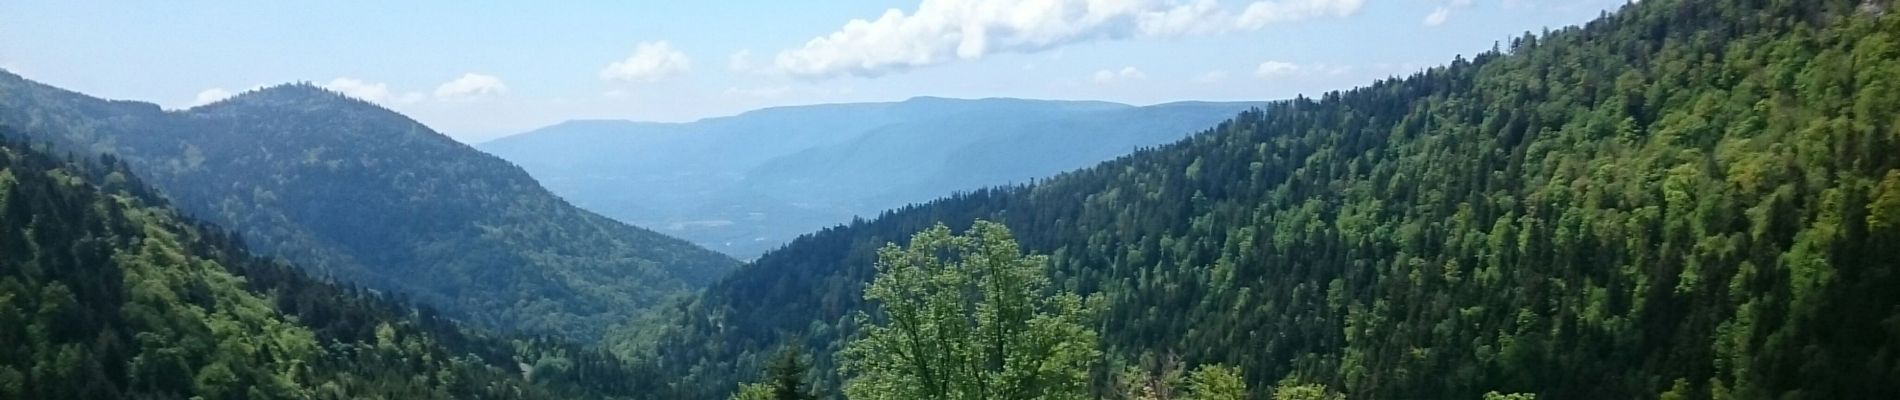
top-left (768, 346), bottom-right (817, 400)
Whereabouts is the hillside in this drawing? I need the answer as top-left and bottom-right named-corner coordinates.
top-left (480, 98), bottom-right (1260, 258)
top-left (0, 75), bottom-right (739, 340)
top-left (0, 133), bottom-right (667, 399)
top-left (643, 0), bottom-right (1900, 398)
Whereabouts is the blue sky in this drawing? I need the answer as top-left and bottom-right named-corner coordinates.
top-left (0, 0), bottom-right (1628, 142)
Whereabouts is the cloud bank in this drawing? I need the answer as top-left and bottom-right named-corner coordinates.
top-left (317, 73), bottom-right (508, 105)
top-left (602, 41), bottom-right (692, 83)
top-left (322, 77), bottom-right (426, 104)
top-left (191, 88), bottom-right (234, 107)
top-left (434, 73), bottom-right (509, 101)
top-left (1255, 61), bottom-right (1300, 77)
top-left (1424, 0), bottom-right (1474, 27)
top-left (773, 0), bottom-right (1365, 80)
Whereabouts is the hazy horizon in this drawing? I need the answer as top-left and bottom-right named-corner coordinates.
top-left (2, 0), bottom-right (1627, 142)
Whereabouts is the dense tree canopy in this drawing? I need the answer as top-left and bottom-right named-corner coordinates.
top-left (644, 0), bottom-right (1900, 398)
top-left (0, 132), bottom-right (672, 399)
top-left (0, 76), bottom-right (737, 341)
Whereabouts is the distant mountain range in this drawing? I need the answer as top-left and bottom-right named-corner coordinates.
top-left (0, 71), bottom-right (738, 340)
top-left (479, 97), bottom-right (1264, 258)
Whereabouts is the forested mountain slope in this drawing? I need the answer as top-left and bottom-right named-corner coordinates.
top-left (645, 0), bottom-right (1900, 398)
top-left (479, 98), bottom-right (1258, 259)
top-left (0, 76), bottom-right (738, 340)
top-left (0, 133), bottom-right (668, 399)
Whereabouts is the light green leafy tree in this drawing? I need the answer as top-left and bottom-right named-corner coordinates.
top-left (1112, 353), bottom-right (1247, 400)
top-left (1114, 354), bottom-right (1184, 400)
top-left (1185, 364), bottom-right (1247, 400)
top-left (1270, 378), bottom-right (1340, 400)
top-left (730, 383), bottom-right (774, 400)
top-left (840, 221), bottom-right (1100, 400)
top-left (1482, 391), bottom-right (1536, 400)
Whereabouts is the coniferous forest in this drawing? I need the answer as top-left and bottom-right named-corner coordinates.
top-left (2, 0), bottom-right (1899, 399)
top-left (0, 132), bottom-right (673, 399)
top-left (642, 0), bottom-right (1900, 398)
top-left (0, 75), bottom-right (738, 341)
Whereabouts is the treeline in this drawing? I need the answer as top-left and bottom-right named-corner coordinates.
top-left (725, 223), bottom-right (1523, 400)
top-left (642, 0), bottom-right (1900, 398)
top-left (727, 223), bottom-right (1270, 400)
top-left (0, 130), bottom-right (674, 399)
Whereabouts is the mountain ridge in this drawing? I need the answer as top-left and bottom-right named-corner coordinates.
top-left (0, 132), bottom-right (672, 399)
top-left (481, 97), bottom-right (1263, 258)
top-left (0, 71), bottom-right (739, 341)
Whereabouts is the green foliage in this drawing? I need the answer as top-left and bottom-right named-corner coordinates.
top-left (644, 0), bottom-right (1900, 398)
top-left (767, 346), bottom-right (819, 400)
top-left (1114, 356), bottom-right (1249, 400)
top-left (1869, 171), bottom-right (1900, 231)
top-left (0, 134), bottom-right (670, 399)
top-left (730, 383), bottom-right (775, 400)
top-left (1269, 380), bottom-right (1339, 400)
top-left (1481, 391), bottom-right (1536, 400)
top-left (1114, 354), bottom-right (1186, 400)
top-left (840, 222), bottom-right (1099, 400)
top-left (1657, 378), bottom-right (1691, 400)
top-left (1186, 365), bottom-right (1248, 400)
top-left (0, 77), bottom-right (738, 341)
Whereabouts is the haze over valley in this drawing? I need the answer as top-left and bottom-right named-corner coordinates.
top-left (480, 97), bottom-right (1264, 258)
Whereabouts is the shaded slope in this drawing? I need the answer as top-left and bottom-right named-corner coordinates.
top-left (0, 133), bottom-right (668, 399)
top-left (0, 76), bottom-right (738, 340)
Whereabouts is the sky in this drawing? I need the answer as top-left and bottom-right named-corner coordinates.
top-left (0, 0), bottom-right (1629, 142)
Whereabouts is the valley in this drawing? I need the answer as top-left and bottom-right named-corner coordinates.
top-left (480, 98), bottom-right (1263, 259)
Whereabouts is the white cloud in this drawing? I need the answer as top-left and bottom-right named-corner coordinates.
top-left (1255, 61), bottom-right (1300, 78)
top-left (433, 73), bottom-right (509, 101)
top-left (773, 0), bottom-right (1362, 80)
top-left (729, 49), bottom-right (756, 72)
top-left (1193, 70), bottom-right (1229, 84)
top-left (321, 77), bottom-right (425, 104)
top-left (182, 83), bottom-right (273, 108)
top-left (1252, 60), bottom-right (1357, 80)
top-left (1423, 7), bottom-right (1451, 26)
top-left (601, 41), bottom-right (692, 83)
top-left (1236, 0), bottom-right (1365, 30)
top-left (1424, 0), bottom-right (1474, 27)
top-left (191, 88), bottom-right (234, 107)
top-left (1092, 66), bottom-right (1147, 83)
top-left (1138, 0), bottom-right (1226, 36)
